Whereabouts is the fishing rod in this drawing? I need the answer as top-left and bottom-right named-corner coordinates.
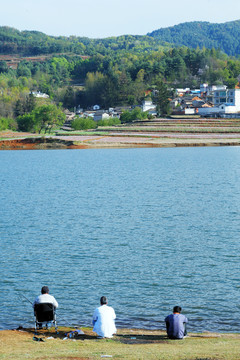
top-left (18, 292), bottom-right (79, 328)
top-left (21, 293), bottom-right (33, 305)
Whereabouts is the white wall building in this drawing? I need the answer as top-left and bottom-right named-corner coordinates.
top-left (213, 89), bottom-right (240, 110)
top-left (142, 99), bottom-right (156, 112)
top-left (199, 88), bottom-right (240, 117)
top-left (198, 107), bottom-right (220, 116)
top-left (94, 111), bottom-right (110, 121)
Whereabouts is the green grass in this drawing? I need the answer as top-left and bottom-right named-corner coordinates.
top-left (1, 327), bottom-right (240, 360)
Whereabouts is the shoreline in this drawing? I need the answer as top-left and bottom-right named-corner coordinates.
top-left (1, 326), bottom-right (240, 360)
top-left (0, 325), bottom-right (239, 335)
top-left (1, 136), bottom-right (240, 150)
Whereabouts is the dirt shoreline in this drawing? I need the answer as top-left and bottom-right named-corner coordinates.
top-left (1, 136), bottom-right (240, 150)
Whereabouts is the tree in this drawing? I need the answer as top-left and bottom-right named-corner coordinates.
top-left (71, 117), bottom-right (96, 130)
top-left (120, 107), bottom-right (148, 123)
top-left (33, 104), bottom-right (66, 133)
top-left (63, 87), bottom-right (75, 109)
top-left (0, 61), bottom-right (8, 74)
top-left (17, 114), bottom-right (35, 132)
top-left (25, 93), bottom-right (36, 113)
top-left (14, 99), bottom-right (24, 118)
top-left (155, 81), bottom-right (170, 117)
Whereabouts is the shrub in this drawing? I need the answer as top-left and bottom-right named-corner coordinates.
top-left (71, 117), bottom-right (96, 130)
top-left (17, 114), bottom-right (35, 132)
top-left (120, 107), bottom-right (148, 123)
top-left (97, 117), bottom-right (121, 126)
top-left (0, 117), bottom-right (17, 131)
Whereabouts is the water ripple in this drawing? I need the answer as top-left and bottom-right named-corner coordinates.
top-left (1, 147), bottom-right (240, 332)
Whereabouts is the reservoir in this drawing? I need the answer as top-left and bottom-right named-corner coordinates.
top-left (1, 147), bottom-right (240, 332)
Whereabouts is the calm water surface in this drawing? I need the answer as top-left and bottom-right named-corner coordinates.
top-left (1, 147), bottom-right (240, 332)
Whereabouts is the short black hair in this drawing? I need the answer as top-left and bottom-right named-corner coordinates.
top-left (100, 296), bottom-right (107, 305)
top-left (41, 286), bottom-right (49, 294)
top-left (173, 306), bottom-right (182, 313)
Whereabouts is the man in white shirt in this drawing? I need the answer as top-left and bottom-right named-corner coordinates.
top-left (92, 296), bottom-right (116, 338)
top-left (33, 286), bottom-right (58, 309)
top-left (33, 286), bottom-right (58, 329)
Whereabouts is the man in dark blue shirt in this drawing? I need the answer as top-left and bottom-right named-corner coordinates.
top-left (165, 306), bottom-right (188, 339)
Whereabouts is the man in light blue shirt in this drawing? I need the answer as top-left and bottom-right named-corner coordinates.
top-left (165, 306), bottom-right (188, 339)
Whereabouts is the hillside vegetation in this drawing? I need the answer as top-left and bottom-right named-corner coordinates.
top-left (148, 20), bottom-right (240, 56)
top-left (1, 23), bottom-right (240, 133)
top-left (0, 26), bottom-right (168, 56)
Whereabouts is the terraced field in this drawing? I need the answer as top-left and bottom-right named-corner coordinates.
top-left (1, 118), bottom-right (240, 149)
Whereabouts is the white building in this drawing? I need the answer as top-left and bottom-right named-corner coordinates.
top-left (213, 88), bottom-right (240, 110)
top-left (142, 98), bottom-right (156, 112)
top-left (200, 83), bottom-right (208, 93)
top-left (199, 88), bottom-right (240, 117)
top-left (94, 111), bottom-right (110, 121)
top-left (31, 91), bottom-right (49, 98)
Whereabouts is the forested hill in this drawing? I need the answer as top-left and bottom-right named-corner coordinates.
top-left (2, 21), bottom-right (240, 57)
top-left (148, 20), bottom-right (240, 56)
top-left (0, 26), bottom-right (168, 56)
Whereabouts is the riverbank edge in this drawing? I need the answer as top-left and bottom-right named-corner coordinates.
top-left (1, 326), bottom-right (239, 337)
top-left (1, 326), bottom-right (240, 360)
top-left (1, 136), bottom-right (240, 150)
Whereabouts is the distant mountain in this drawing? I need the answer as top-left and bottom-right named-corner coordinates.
top-left (0, 26), bottom-right (169, 56)
top-left (148, 20), bottom-right (240, 56)
top-left (2, 21), bottom-right (240, 58)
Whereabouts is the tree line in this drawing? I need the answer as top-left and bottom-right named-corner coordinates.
top-left (148, 20), bottom-right (240, 57)
top-left (1, 41), bottom-right (240, 131)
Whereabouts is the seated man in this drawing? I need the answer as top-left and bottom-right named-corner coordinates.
top-left (165, 306), bottom-right (188, 339)
top-left (92, 296), bottom-right (116, 338)
top-left (33, 286), bottom-right (58, 328)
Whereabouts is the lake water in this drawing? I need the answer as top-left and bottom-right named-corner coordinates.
top-left (1, 147), bottom-right (240, 332)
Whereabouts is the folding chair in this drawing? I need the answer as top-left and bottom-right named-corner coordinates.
top-left (34, 303), bottom-right (58, 332)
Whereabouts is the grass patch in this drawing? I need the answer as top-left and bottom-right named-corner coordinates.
top-left (1, 327), bottom-right (240, 360)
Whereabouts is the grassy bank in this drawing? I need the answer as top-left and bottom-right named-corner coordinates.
top-left (1, 327), bottom-right (240, 360)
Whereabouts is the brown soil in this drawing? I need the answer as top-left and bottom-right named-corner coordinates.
top-left (0, 138), bottom-right (88, 150)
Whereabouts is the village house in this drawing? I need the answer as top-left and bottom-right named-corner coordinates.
top-left (141, 98), bottom-right (157, 116)
top-left (175, 88), bottom-right (190, 96)
top-left (30, 91), bottom-right (49, 98)
top-left (192, 96), bottom-right (205, 108)
top-left (198, 88), bottom-right (240, 117)
top-left (62, 110), bottom-right (76, 130)
top-left (94, 110), bottom-right (110, 121)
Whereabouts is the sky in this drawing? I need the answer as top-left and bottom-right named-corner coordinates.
top-left (1, 0), bottom-right (240, 39)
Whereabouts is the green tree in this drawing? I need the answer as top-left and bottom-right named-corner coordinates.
top-left (33, 104), bottom-right (66, 133)
top-left (120, 107), bottom-right (148, 123)
top-left (25, 93), bottom-right (36, 113)
top-left (63, 87), bottom-right (75, 109)
top-left (17, 114), bottom-right (35, 132)
top-left (14, 99), bottom-right (24, 118)
top-left (155, 81), bottom-right (170, 117)
top-left (0, 61), bottom-right (8, 74)
top-left (71, 117), bottom-right (96, 130)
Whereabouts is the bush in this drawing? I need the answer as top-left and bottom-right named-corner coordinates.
top-left (17, 114), bottom-right (35, 132)
top-left (0, 117), bottom-right (17, 131)
top-left (71, 117), bottom-right (96, 130)
top-left (97, 117), bottom-right (121, 126)
top-left (120, 107), bottom-right (148, 123)
top-left (0, 117), bottom-right (9, 131)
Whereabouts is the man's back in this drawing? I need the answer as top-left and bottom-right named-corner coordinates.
top-left (33, 286), bottom-right (58, 310)
top-left (33, 293), bottom-right (58, 308)
top-left (93, 304), bottom-right (116, 338)
top-left (165, 313), bottom-right (188, 339)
